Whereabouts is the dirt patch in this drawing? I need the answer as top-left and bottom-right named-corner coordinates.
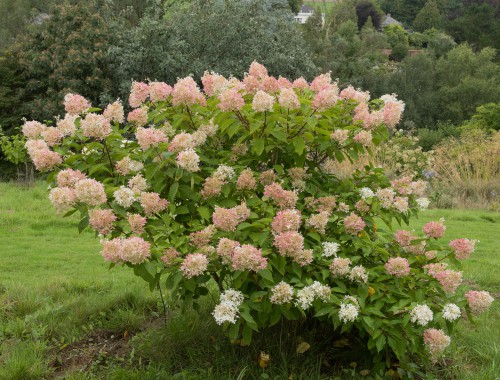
top-left (50, 329), bottom-right (133, 377)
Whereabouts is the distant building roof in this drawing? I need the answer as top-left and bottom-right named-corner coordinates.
top-left (381, 13), bottom-right (402, 28)
top-left (300, 5), bottom-right (314, 14)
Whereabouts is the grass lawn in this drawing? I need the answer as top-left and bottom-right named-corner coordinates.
top-left (0, 182), bottom-right (498, 379)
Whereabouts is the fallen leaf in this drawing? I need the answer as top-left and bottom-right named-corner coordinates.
top-left (296, 341), bottom-right (310, 354)
top-left (258, 352), bottom-right (270, 368)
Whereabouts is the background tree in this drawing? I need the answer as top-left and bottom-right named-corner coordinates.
top-left (287, 0), bottom-right (303, 13)
top-left (412, 0), bottom-right (445, 32)
top-left (355, 1), bottom-right (382, 29)
top-left (15, 1), bottom-right (117, 121)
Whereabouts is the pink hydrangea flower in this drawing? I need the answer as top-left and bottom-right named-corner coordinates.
top-left (343, 213), bottom-right (366, 235)
top-left (149, 81), bottom-right (172, 102)
top-left (129, 81), bottom-right (150, 108)
top-left (231, 244), bottom-right (267, 272)
top-left (57, 169), bottom-right (86, 188)
top-left (41, 127), bottom-right (63, 147)
top-left (380, 94), bottom-right (405, 128)
top-left (121, 236), bottom-right (151, 264)
top-left (161, 248), bottom-right (179, 266)
top-left (385, 257), bottom-right (410, 277)
top-left (81, 113), bottom-right (112, 140)
top-left (260, 76), bottom-right (280, 93)
top-left (89, 209), bottom-right (117, 235)
top-left (466, 290), bottom-right (494, 315)
top-left (189, 225), bottom-right (217, 248)
top-left (310, 73), bottom-right (333, 92)
top-left (433, 269), bottom-right (463, 294)
top-left (248, 61), bottom-right (268, 79)
top-left (354, 130), bottom-right (372, 146)
top-left (168, 133), bottom-right (195, 153)
top-left (127, 107), bottom-right (149, 126)
top-left (212, 204), bottom-right (249, 232)
top-left (424, 329), bottom-right (451, 362)
top-left (217, 238), bottom-right (240, 264)
top-left (423, 220), bottom-right (446, 239)
top-left (394, 230), bottom-right (417, 247)
top-left (74, 178), bottom-right (107, 206)
top-left (103, 100), bottom-right (125, 123)
top-left (311, 88), bottom-right (338, 112)
top-left (25, 140), bottom-right (48, 156)
top-left (30, 149), bottom-right (63, 172)
top-left (201, 71), bottom-right (229, 96)
top-left (306, 211), bottom-right (330, 235)
top-left (101, 238), bottom-right (123, 263)
top-left (292, 77), bottom-right (309, 89)
top-left (64, 93), bottom-right (91, 115)
top-left (331, 129), bottom-right (350, 144)
top-left (181, 253), bottom-right (208, 278)
top-left (127, 213), bottom-right (147, 234)
top-left (176, 149), bottom-right (200, 172)
top-left (139, 192), bottom-right (168, 216)
top-left (49, 187), bottom-right (77, 214)
top-left (172, 76), bottom-right (205, 107)
top-left (277, 76), bottom-right (293, 89)
top-left (136, 127), bottom-right (168, 150)
top-left (271, 209), bottom-right (301, 234)
top-left (22, 121), bottom-right (46, 139)
top-left (273, 231), bottom-right (304, 257)
top-left (339, 86), bottom-right (370, 103)
top-left (278, 88), bottom-right (300, 109)
top-left (218, 88), bottom-right (245, 112)
top-left (329, 257), bottom-right (351, 277)
top-left (263, 183), bottom-right (298, 209)
top-left (200, 177), bottom-right (224, 198)
top-left (236, 169), bottom-right (256, 191)
top-left (449, 238), bottom-right (476, 260)
top-left (252, 90), bottom-right (274, 112)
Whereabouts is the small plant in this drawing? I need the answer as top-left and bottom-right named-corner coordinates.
top-left (0, 127), bottom-right (34, 184)
top-left (23, 62), bottom-right (493, 375)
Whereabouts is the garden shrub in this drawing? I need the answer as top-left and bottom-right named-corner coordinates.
top-left (23, 62), bottom-right (494, 375)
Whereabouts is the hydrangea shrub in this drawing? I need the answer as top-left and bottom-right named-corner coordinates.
top-left (24, 62), bottom-right (493, 373)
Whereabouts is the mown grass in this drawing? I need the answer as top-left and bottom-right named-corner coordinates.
top-left (0, 182), bottom-right (498, 379)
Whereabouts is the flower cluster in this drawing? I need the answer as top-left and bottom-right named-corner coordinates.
top-left (212, 289), bottom-right (244, 325)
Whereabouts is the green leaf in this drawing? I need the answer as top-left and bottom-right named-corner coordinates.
top-left (197, 206), bottom-right (211, 221)
top-left (253, 138), bottom-right (265, 155)
top-left (168, 182), bottom-right (179, 201)
top-left (293, 137), bottom-right (306, 155)
top-left (259, 269), bottom-right (274, 284)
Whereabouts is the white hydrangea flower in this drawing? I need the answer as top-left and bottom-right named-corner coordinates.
top-left (322, 242), bottom-right (340, 258)
top-left (416, 198), bottom-right (430, 210)
top-left (212, 302), bottom-right (239, 325)
top-left (339, 303), bottom-right (359, 323)
top-left (349, 265), bottom-right (368, 283)
top-left (270, 282), bottom-right (294, 305)
top-left (213, 164), bottom-right (235, 181)
top-left (220, 289), bottom-right (244, 307)
top-left (113, 186), bottom-right (136, 208)
top-left (359, 187), bottom-right (375, 200)
top-left (442, 303), bottom-right (461, 322)
top-left (295, 286), bottom-right (316, 310)
top-left (410, 304), bottom-right (434, 326)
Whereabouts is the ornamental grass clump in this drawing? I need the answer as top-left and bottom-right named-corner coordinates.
top-left (24, 61), bottom-right (493, 374)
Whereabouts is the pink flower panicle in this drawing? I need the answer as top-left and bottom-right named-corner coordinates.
top-left (189, 225), bottom-right (217, 248)
top-left (57, 169), bottom-right (86, 188)
top-left (149, 81), bottom-right (172, 102)
top-left (339, 86), bottom-right (370, 103)
top-left (201, 71), bottom-right (229, 96)
top-left (449, 238), bottom-right (476, 260)
top-left (127, 107), bottom-right (149, 127)
top-left (273, 231), bottom-right (304, 257)
top-left (74, 179), bottom-right (107, 206)
top-left (81, 113), bottom-right (112, 140)
top-left (200, 177), bottom-right (225, 198)
top-left (343, 213), bottom-right (366, 235)
top-left (129, 81), bottom-right (150, 108)
top-left (466, 290), bottom-right (494, 315)
top-left (306, 211), bottom-right (330, 235)
top-left (56, 114), bottom-right (77, 137)
top-left (22, 121), bottom-right (46, 139)
top-left (423, 220), bottom-right (446, 239)
top-left (168, 133), bottom-right (195, 153)
top-left (176, 149), bottom-right (200, 172)
top-left (139, 192), bottom-right (169, 216)
top-left (212, 204), bottom-right (249, 232)
top-left (381, 94), bottom-right (405, 128)
top-left (354, 130), bottom-right (372, 146)
top-left (89, 209), bottom-right (117, 235)
top-left (101, 237), bottom-right (151, 265)
top-left (236, 169), bottom-right (256, 191)
top-left (218, 88), bottom-right (245, 112)
top-left (136, 127), bottom-right (168, 150)
top-left (330, 257), bottom-right (351, 277)
top-left (271, 209), bottom-right (301, 234)
top-left (180, 253), bottom-right (209, 278)
top-left (278, 88), bottom-right (300, 109)
top-left (310, 72), bottom-right (334, 92)
top-left (252, 90), bottom-right (274, 112)
top-left (385, 257), bottom-right (411, 277)
top-left (103, 100), bottom-right (125, 123)
top-left (263, 183), bottom-right (298, 209)
top-left (231, 244), bottom-right (267, 272)
top-left (248, 61), bottom-right (268, 79)
top-left (311, 88), bottom-right (338, 112)
top-left (49, 187), bottom-right (77, 214)
top-left (172, 76), bottom-right (205, 107)
top-left (30, 149), bottom-right (63, 172)
top-left (41, 127), bottom-right (63, 147)
top-left (161, 248), bottom-right (179, 266)
top-left (259, 170), bottom-right (276, 186)
top-left (217, 238), bottom-right (240, 264)
top-left (424, 329), bottom-right (451, 362)
top-left (292, 77), bottom-right (309, 89)
top-left (127, 213), bottom-right (147, 234)
top-left (64, 93), bottom-right (91, 115)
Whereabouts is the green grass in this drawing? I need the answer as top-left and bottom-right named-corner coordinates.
top-left (0, 182), bottom-right (499, 379)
